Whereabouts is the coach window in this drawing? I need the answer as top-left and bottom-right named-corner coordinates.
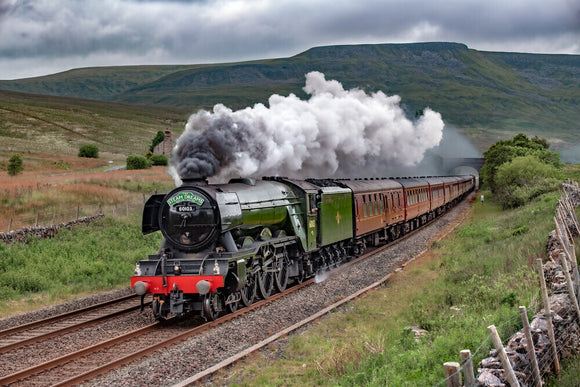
top-left (374, 194), bottom-right (379, 214)
top-left (362, 195), bottom-right (367, 218)
top-left (368, 195), bottom-right (373, 216)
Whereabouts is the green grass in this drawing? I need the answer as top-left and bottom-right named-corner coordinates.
top-left (0, 215), bottom-right (162, 315)
top-left (0, 89), bottom-right (189, 158)
top-left (221, 190), bottom-right (570, 386)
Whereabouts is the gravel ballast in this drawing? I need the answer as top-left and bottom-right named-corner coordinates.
top-left (0, 195), bottom-right (473, 386)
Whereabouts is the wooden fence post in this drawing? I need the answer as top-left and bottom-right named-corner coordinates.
top-left (35, 212), bottom-right (39, 227)
top-left (76, 204), bottom-right (80, 220)
top-left (519, 306), bottom-right (541, 387)
top-left (443, 362), bottom-right (461, 387)
top-left (460, 349), bottom-right (474, 386)
top-left (51, 210), bottom-right (56, 226)
top-left (487, 325), bottom-right (520, 387)
top-left (7, 218), bottom-right (12, 233)
top-left (537, 258), bottom-right (561, 374)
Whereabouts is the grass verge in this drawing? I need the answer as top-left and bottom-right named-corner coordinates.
top-left (217, 190), bottom-right (567, 385)
top-left (0, 215), bottom-right (162, 316)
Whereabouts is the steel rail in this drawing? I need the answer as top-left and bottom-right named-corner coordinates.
top-left (0, 294), bottom-right (137, 338)
top-left (0, 299), bottom-right (151, 354)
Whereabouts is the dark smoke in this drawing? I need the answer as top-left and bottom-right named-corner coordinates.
top-left (171, 71), bottom-right (445, 183)
top-left (173, 115), bottom-right (248, 179)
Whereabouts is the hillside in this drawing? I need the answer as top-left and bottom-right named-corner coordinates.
top-left (0, 89), bottom-right (189, 159)
top-left (0, 42), bottom-right (578, 160)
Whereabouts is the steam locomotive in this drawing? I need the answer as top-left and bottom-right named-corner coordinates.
top-left (131, 175), bottom-right (475, 320)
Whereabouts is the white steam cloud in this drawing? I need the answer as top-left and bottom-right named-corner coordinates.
top-left (172, 71), bottom-right (444, 182)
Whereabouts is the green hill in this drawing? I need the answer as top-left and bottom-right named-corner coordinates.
top-left (0, 89), bottom-right (189, 159)
top-left (0, 42), bottom-right (578, 160)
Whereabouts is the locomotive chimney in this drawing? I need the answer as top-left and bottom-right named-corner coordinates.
top-left (180, 176), bottom-right (209, 186)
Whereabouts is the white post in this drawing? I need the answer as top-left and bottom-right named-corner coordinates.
top-left (519, 306), bottom-right (542, 387)
top-left (460, 349), bottom-right (475, 387)
top-left (537, 258), bottom-right (561, 374)
top-left (487, 325), bottom-right (520, 387)
top-left (443, 362), bottom-right (461, 387)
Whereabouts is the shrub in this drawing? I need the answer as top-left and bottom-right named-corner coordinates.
top-left (480, 133), bottom-right (560, 191)
top-left (7, 154), bottom-right (24, 176)
top-left (149, 154), bottom-right (169, 166)
top-left (78, 144), bottom-right (99, 158)
top-left (494, 155), bottom-right (563, 208)
top-left (126, 155), bottom-right (151, 170)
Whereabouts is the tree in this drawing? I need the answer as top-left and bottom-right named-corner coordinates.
top-left (7, 154), bottom-right (23, 176)
top-left (126, 155), bottom-right (151, 170)
top-left (480, 133), bottom-right (560, 192)
top-left (149, 131), bottom-right (165, 152)
top-left (78, 144), bottom-right (99, 158)
top-left (494, 155), bottom-right (563, 208)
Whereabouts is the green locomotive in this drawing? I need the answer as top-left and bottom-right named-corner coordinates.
top-left (131, 175), bottom-right (474, 320)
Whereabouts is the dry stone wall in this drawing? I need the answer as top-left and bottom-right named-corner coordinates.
top-left (0, 214), bottom-right (104, 245)
top-left (476, 182), bottom-right (580, 386)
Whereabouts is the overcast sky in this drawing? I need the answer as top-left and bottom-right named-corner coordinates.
top-left (0, 0), bottom-right (578, 80)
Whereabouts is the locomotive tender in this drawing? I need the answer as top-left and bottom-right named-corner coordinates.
top-left (131, 175), bottom-right (475, 320)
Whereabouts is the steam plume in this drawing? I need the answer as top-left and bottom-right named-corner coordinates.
top-left (172, 71), bottom-right (444, 182)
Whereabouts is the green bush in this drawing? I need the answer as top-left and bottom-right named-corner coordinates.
top-left (494, 155), bottom-right (563, 208)
top-left (480, 133), bottom-right (560, 192)
top-left (126, 154), bottom-right (151, 170)
top-left (78, 144), bottom-right (99, 158)
top-left (7, 154), bottom-right (24, 176)
top-left (149, 154), bottom-right (169, 166)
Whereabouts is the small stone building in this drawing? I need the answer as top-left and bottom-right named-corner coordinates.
top-left (153, 129), bottom-right (175, 157)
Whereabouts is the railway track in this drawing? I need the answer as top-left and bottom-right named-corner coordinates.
top-left (0, 195), bottom-right (474, 386)
top-left (0, 244), bottom-right (380, 386)
top-left (0, 294), bottom-right (148, 355)
top-left (0, 281), bottom-right (313, 386)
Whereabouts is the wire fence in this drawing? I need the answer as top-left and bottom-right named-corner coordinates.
top-left (0, 190), bottom-right (166, 244)
top-left (438, 181), bottom-right (580, 387)
top-left (3, 202), bottom-right (145, 230)
top-left (0, 189), bottom-right (165, 234)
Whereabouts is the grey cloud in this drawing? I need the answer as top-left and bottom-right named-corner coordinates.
top-left (0, 0), bottom-right (578, 79)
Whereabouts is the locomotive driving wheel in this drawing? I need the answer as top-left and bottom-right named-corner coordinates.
top-left (257, 245), bottom-right (274, 299)
top-left (203, 293), bottom-right (219, 321)
top-left (241, 269), bottom-right (257, 307)
top-left (274, 249), bottom-right (289, 292)
top-left (226, 291), bottom-right (240, 313)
